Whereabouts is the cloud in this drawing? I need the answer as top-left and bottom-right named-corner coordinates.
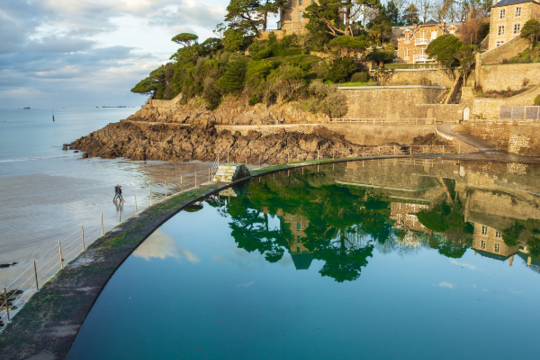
top-left (438, 282), bottom-right (454, 289)
top-left (0, 0), bottom-right (227, 108)
top-left (134, 229), bottom-right (200, 264)
top-left (450, 259), bottom-right (477, 270)
top-left (236, 282), bottom-right (254, 288)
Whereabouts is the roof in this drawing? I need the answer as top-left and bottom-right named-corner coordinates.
top-left (424, 19), bottom-right (438, 25)
top-left (475, 250), bottom-right (509, 262)
top-left (492, 0), bottom-right (535, 8)
top-left (291, 253), bottom-right (314, 270)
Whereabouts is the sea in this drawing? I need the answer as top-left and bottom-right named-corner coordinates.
top-left (0, 108), bottom-right (212, 289)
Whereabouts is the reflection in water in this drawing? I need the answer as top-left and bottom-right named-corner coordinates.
top-left (133, 229), bottom-right (200, 264)
top-left (213, 159), bottom-right (540, 281)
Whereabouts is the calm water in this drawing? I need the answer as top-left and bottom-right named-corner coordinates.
top-left (0, 108), bottom-right (212, 290)
top-left (68, 160), bottom-right (540, 360)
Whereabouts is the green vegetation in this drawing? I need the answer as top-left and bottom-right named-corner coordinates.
top-left (521, 19), bottom-right (540, 50)
top-left (426, 34), bottom-right (478, 77)
top-left (131, 0), bottom-right (411, 112)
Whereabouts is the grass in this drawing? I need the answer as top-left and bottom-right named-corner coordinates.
top-left (339, 81), bottom-right (379, 87)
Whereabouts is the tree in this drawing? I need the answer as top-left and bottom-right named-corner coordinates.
top-left (426, 34), bottom-right (462, 69)
top-left (366, 49), bottom-right (396, 66)
top-left (171, 33), bottom-right (199, 48)
top-left (257, 0), bottom-right (288, 32)
top-left (402, 3), bottom-right (420, 25)
top-left (131, 66), bottom-right (167, 98)
top-left (223, 27), bottom-right (247, 52)
top-left (225, 0), bottom-right (263, 35)
top-left (305, 0), bottom-right (381, 37)
top-left (216, 59), bottom-right (248, 93)
top-left (521, 18), bottom-right (540, 50)
top-left (417, 0), bottom-right (433, 23)
top-left (328, 35), bottom-right (371, 58)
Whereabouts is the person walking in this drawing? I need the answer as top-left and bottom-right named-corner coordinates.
top-left (113, 184), bottom-right (120, 202)
top-left (118, 186), bottom-right (125, 203)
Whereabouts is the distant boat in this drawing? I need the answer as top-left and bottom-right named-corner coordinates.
top-left (23, 107), bottom-right (30, 110)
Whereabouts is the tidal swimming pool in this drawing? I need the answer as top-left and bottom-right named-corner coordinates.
top-left (67, 159), bottom-right (540, 360)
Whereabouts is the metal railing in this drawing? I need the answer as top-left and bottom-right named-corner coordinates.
top-left (415, 38), bottom-right (431, 46)
top-left (330, 118), bottom-right (460, 125)
top-left (413, 54), bottom-right (432, 63)
top-left (0, 144), bottom-right (463, 330)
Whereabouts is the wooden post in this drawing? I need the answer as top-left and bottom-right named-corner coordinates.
top-left (150, 187), bottom-right (152, 206)
top-left (394, 145), bottom-right (396, 155)
top-left (100, 213), bottom-right (103, 236)
top-left (209, 168), bottom-right (211, 182)
top-left (181, 176), bottom-right (183, 192)
top-left (195, 171), bottom-right (197, 187)
top-left (410, 146), bottom-right (412, 155)
top-left (317, 150), bottom-right (320, 160)
top-left (458, 144), bottom-right (461, 154)
top-left (333, 149), bottom-right (335, 159)
top-left (259, 156), bottom-right (261, 168)
top-left (118, 205), bottom-right (121, 223)
top-left (135, 196), bottom-right (137, 214)
top-left (442, 145), bottom-right (445, 154)
top-left (82, 226), bottom-right (86, 251)
top-left (4, 287), bottom-right (10, 323)
top-left (58, 241), bottom-right (63, 270)
top-left (165, 182), bottom-right (168, 198)
top-left (34, 261), bottom-right (39, 291)
top-left (288, 152), bottom-right (290, 163)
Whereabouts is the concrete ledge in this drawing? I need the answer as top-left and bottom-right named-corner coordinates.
top-left (337, 85), bottom-right (446, 90)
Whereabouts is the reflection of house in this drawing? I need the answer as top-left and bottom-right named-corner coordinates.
top-left (472, 222), bottom-right (519, 265)
top-left (391, 202), bottom-right (430, 232)
top-left (394, 20), bottom-right (461, 64)
top-left (282, 213), bottom-right (314, 270)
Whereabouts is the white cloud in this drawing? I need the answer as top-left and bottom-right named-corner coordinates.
top-left (236, 282), bottom-right (254, 288)
top-left (438, 282), bottom-right (454, 289)
top-left (0, 0), bottom-right (228, 108)
top-left (450, 259), bottom-right (477, 270)
top-left (134, 229), bottom-right (200, 264)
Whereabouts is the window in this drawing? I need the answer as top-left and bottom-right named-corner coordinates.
top-left (297, 246), bottom-right (301, 253)
top-left (299, 0), bottom-right (302, 5)
top-left (500, 9), bottom-right (506, 19)
top-left (297, 223), bottom-right (301, 231)
top-left (482, 225), bottom-right (488, 235)
top-left (297, 235), bottom-right (300, 241)
top-left (481, 241), bottom-right (486, 249)
top-left (298, 11), bottom-right (302, 20)
top-left (496, 231), bottom-right (502, 238)
top-left (514, 23), bottom-right (521, 34)
top-left (498, 25), bottom-right (505, 36)
top-left (495, 243), bottom-right (500, 252)
top-left (496, 41), bottom-right (504, 47)
top-left (516, 7), bottom-right (521, 17)
top-left (404, 49), bottom-right (410, 59)
top-left (431, 30), bottom-right (437, 40)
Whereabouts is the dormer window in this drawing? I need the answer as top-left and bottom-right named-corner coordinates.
top-left (500, 9), bottom-right (506, 19)
top-left (516, 7), bottom-right (521, 17)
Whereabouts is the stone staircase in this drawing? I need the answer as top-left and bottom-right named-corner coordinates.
top-left (213, 164), bottom-right (250, 183)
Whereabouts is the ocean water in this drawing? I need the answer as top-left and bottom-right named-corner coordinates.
top-left (67, 161), bottom-right (540, 360)
top-left (0, 108), bottom-right (136, 162)
top-left (0, 108), bottom-right (213, 291)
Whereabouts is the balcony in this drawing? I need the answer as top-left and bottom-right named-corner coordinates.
top-left (415, 38), bottom-right (431, 46)
top-left (413, 54), bottom-right (432, 63)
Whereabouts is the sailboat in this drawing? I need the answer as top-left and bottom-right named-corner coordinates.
top-left (52, 107), bottom-right (55, 122)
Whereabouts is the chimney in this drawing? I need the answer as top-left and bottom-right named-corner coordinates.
top-left (414, 23), bottom-right (418, 30)
top-left (442, 21), bottom-right (446, 30)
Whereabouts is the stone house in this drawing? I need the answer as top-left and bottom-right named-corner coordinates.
top-left (471, 222), bottom-right (519, 258)
top-left (278, 0), bottom-right (313, 32)
top-left (394, 20), bottom-right (460, 64)
top-left (488, 0), bottom-right (540, 50)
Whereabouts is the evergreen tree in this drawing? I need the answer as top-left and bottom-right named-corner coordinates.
top-left (402, 3), bottom-right (419, 25)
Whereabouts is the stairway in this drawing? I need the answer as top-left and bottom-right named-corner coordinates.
top-left (213, 164), bottom-right (250, 183)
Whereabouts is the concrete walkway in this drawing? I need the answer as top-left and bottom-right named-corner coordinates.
top-left (436, 125), bottom-right (500, 153)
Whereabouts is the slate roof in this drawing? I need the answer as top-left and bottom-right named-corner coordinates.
top-left (492, 0), bottom-right (535, 8)
top-left (475, 250), bottom-right (510, 262)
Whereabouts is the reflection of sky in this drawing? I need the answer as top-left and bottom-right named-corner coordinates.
top-left (134, 229), bottom-right (200, 264)
top-left (69, 187), bottom-right (540, 360)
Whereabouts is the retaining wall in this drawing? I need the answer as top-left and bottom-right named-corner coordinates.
top-left (479, 63), bottom-right (540, 91)
top-left (148, 94), bottom-right (182, 110)
top-left (386, 69), bottom-right (454, 88)
top-left (216, 123), bottom-right (439, 145)
top-left (339, 86), bottom-right (446, 119)
top-left (471, 85), bottom-right (540, 119)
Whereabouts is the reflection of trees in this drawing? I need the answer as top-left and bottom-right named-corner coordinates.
top-left (215, 167), bottom-right (476, 282)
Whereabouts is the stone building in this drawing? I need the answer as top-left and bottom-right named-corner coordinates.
top-left (282, 213), bottom-right (314, 270)
top-left (488, 0), bottom-right (540, 50)
top-left (278, 0), bottom-right (313, 32)
top-left (390, 202), bottom-right (430, 232)
top-left (471, 222), bottom-right (519, 260)
top-left (394, 20), bottom-right (460, 64)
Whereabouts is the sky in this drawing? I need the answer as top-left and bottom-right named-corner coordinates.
top-left (0, 0), bottom-right (240, 108)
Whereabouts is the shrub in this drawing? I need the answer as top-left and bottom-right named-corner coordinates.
top-left (523, 78), bottom-right (531, 87)
top-left (216, 60), bottom-right (247, 93)
top-left (474, 84), bottom-right (483, 92)
top-left (534, 95), bottom-right (540, 105)
top-left (326, 58), bottom-right (357, 83)
top-left (350, 72), bottom-right (369, 83)
top-left (202, 78), bottom-right (221, 111)
top-left (248, 94), bottom-right (262, 106)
